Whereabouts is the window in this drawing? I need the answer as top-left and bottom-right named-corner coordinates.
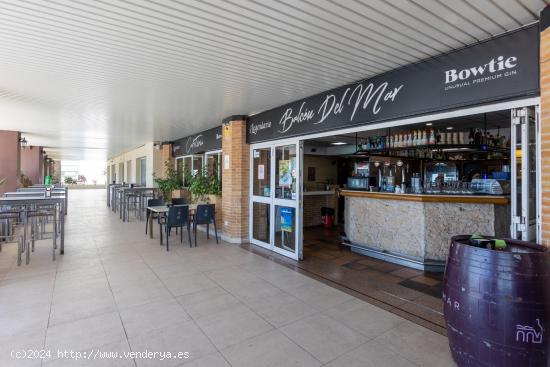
top-left (205, 151), bottom-right (222, 182)
top-left (176, 156), bottom-right (194, 187)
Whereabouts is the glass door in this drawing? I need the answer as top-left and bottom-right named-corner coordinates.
top-left (272, 143), bottom-right (301, 259)
top-left (251, 146), bottom-right (272, 249)
top-left (250, 141), bottom-right (303, 260)
top-left (511, 106), bottom-right (539, 242)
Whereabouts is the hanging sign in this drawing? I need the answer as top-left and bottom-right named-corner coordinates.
top-left (247, 25), bottom-right (539, 143)
top-left (173, 126), bottom-right (222, 156)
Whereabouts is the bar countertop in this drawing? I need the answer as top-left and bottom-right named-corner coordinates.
top-left (339, 189), bottom-right (510, 205)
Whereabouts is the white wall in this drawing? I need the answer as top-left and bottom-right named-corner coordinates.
top-left (106, 142), bottom-right (162, 187)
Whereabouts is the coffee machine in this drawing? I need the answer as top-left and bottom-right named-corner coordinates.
top-left (347, 161), bottom-right (376, 190)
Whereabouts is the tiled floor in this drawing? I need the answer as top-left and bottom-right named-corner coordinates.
top-left (242, 226), bottom-right (446, 335)
top-left (0, 189), bottom-right (456, 366)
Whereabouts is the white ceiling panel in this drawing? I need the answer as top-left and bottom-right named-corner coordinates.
top-left (0, 0), bottom-right (544, 160)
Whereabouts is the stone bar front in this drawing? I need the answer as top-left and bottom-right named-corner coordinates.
top-left (340, 190), bottom-right (510, 270)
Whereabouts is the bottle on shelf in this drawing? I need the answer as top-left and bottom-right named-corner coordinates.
top-left (429, 129), bottom-right (436, 145)
top-left (474, 129), bottom-right (481, 145)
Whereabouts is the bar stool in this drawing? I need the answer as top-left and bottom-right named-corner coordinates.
top-left (140, 190), bottom-right (155, 221)
top-left (0, 209), bottom-right (22, 254)
top-left (124, 191), bottom-right (139, 221)
top-left (26, 203), bottom-right (58, 264)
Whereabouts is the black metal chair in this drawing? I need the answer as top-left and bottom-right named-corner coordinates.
top-left (159, 205), bottom-right (192, 250)
top-left (145, 198), bottom-right (164, 234)
top-left (171, 198), bottom-right (187, 205)
top-left (193, 204), bottom-right (218, 245)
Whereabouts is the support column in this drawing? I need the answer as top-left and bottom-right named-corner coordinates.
top-left (541, 7), bottom-right (550, 246)
top-left (221, 115), bottom-right (249, 243)
top-left (160, 142), bottom-right (173, 178)
top-left (21, 146), bottom-right (43, 185)
top-left (0, 130), bottom-right (20, 195)
top-left (53, 160), bottom-right (61, 184)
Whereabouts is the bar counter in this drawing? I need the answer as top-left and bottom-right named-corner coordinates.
top-left (339, 190), bottom-right (511, 270)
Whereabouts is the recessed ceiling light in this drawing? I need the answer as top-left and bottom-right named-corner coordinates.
top-left (446, 127), bottom-right (454, 130)
top-left (331, 142), bottom-right (347, 145)
top-left (425, 122), bottom-right (433, 126)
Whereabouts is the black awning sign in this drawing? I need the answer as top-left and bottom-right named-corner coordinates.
top-left (248, 25), bottom-right (539, 143)
top-left (173, 126), bottom-right (222, 156)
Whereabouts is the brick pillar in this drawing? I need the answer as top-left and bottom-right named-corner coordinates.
top-left (0, 130), bottom-right (21, 195)
top-left (160, 142), bottom-right (173, 178)
top-left (221, 116), bottom-right (249, 243)
top-left (541, 8), bottom-right (550, 246)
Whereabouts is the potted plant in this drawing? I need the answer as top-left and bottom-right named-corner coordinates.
top-left (153, 160), bottom-right (180, 202)
top-left (172, 167), bottom-right (191, 202)
top-left (188, 167), bottom-right (222, 225)
top-left (188, 168), bottom-right (221, 203)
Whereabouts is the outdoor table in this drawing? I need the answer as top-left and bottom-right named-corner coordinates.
top-left (146, 204), bottom-right (197, 239)
top-left (17, 187), bottom-right (68, 214)
top-left (0, 196), bottom-right (66, 264)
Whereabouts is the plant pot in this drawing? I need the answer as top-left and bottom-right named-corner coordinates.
top-left (172, 189), bottom-right (191, 202)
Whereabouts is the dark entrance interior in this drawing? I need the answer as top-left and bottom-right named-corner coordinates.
top-left (296, 109), bottom-right (513, 334)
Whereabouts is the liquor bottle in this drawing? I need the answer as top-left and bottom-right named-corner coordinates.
top-left (428, 129), bottom-right (436, 145)
top-left (474, 129), bottom-right (481, 145)
top-left (469, 128), bottom-right (474, 145)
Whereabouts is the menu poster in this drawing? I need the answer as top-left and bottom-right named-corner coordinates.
top-left (280, 207), bottom-right (294, 233)
top-left (279, 160), bottom-right (292, 188)
top-left (258, 164), bottom-right (265, 180)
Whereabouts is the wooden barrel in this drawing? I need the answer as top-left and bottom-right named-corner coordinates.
top-left (443, 235), bottom-right (550, 367)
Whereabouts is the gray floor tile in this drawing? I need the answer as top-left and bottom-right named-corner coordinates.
top-left (161, 272), bottom-right (218, 297)
top-left (194, 304), bottom-right (273, 349)
top-left (222, 330), bottom-right (321, 367)
top-left (285, 282), bottom-right (352, 311)
top-left (176, 286), bottom-right (242, 320)
top-left (324, 339), bottom-right (418, 367)
top-left (374, 321), bottom-right (456, 367)
top-left (44, 312), bottom-right (126, 359)
top-left (128, 320), bottom-right (216, 367)
top-left (322, 298), bottom-right (405, 338)
top-left (279, 313), bottom-right (368, 364)
top-left (243, 290), bottom-right (318, 328)
top-left (119, 298), bottom-right (190, 338)
top-left (0, 328), bottom-right (45, 367)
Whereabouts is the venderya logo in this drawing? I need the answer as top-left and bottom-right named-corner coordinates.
top-left (444, 56), bottom-right (517, 90)
top-left (185, 134), bottom-right (204, 153)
